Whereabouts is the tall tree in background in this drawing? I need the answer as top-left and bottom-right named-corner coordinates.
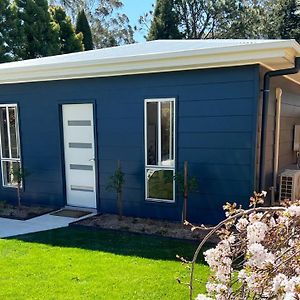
top-left (148, 0), bottom-right (181, 40)
top-left (271, 0), bottom-right (300, 42)
top-left (76, 9), bottom-right (94, 50)
top-left (216, 0), bottom-right (267, 39)
top-left (0, 0), bottom-right (25, 62)
top-left (50, 6), bottom-right (83, 54)
top-left (173, 0), bottom-right (226, 38)
top-left (17, 0), bottom-right (60, 59)
top-left (144, 0), bottom-right (271, 40)
top-left (92, 0), bottom-right (134, 48)
top-left (50, 0), bottom-right (135, 48)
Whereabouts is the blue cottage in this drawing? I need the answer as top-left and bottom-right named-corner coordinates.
top-left (0, 39), bottom-right (300, 224)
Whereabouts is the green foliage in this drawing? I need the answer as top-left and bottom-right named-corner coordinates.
top-left (50, 6), bottom-right (83, 54)
top-left (174, 172), bottom-right (198, 196)
top-left (216, 0), bottom-right (267, 39)
top-left (10, 166), bottom-right (30, 207)
top-left (106, 161), bottom-right (125, 218)
top-left (52, 0), bottom-right (135, 48)
top-left (92, 0), bottom-right (134, 48)
top-left (0, 200), bottom-right (8, 209)
top-left (148, 0), bottom-right (181, 40)
top-left (10, 166), bottom-right (29, 185)
top-left (16, 0), bottom-right (61, 59)
top-left (0, 0), bottom-right (25, 63)
top-left (269, 0), bottom-right (300, 42)
top-left (145, 0), bottom-right (300, 41)
top-left (76, 9), bottom-right (94, 50)
top-left (106, 164), bottom-right (125, 194)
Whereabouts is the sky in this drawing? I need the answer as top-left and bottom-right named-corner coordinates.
top-left (121, 0), bottom-right (155, 41)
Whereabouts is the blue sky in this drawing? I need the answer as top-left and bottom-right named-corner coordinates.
top-left (121, 0), bottom-right (155, 41)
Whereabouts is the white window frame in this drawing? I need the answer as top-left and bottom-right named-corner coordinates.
top-left (0, 104), bottom-right (22, 188)
top-left (144, 98), bottom-right (176, 203)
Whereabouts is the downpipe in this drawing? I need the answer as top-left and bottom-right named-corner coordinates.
top-left (270, 88), bottom-right (282, 205)
top-left (259, 57), bottom-right (300, 195)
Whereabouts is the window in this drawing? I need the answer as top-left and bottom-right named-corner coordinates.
top-left (145, 98), bottom-right (175, 202)
top-left (0, 105), bottom-right (21, 187)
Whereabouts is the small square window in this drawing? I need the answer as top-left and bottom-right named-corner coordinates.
top-left (2, 161), bottom-right (21, 187)
top-left (146, 169), bottom-right (174, 201)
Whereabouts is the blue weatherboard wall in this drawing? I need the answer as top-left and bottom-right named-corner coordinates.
top-left (0, 65), bottom-right (260, 224)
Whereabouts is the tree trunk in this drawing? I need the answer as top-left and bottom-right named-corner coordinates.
top-left (17, 183), bottom-right (21, 208)
top-left (117, 191), bottom-right (123, 220)
top-left (117, 160), bottom-right (123, 220)
top-left (182, 161), bottom-right (188, 222)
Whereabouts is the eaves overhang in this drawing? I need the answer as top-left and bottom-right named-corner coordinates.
top-left (0, 39), bottom-right (300, 85)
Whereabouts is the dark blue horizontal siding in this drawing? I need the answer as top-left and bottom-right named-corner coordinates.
top-left (0, 65), bottom-right (259, 223)
top-left (179, 98), bottom-right (253, 117)
top-left (179, 116), bottom-right (253, 132)
top-left (179, 132), bottom-right (252, 149)
top-left (178, 148), bottom-right (252, 164)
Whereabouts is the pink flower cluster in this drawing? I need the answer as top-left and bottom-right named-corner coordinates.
top-left (194, 194), bottom-right (300, 300)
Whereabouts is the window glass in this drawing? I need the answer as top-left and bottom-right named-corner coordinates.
top-left (0, 108), bottom-right (9, 158)
top-left (161, 101), bottom-right (174, 166)
top-left (0, 105), bottom-right (21, 188)
top-left (145, 99), bottom-right (175, 202)
top-left (9, 107), bottom-right (19, 159)
top-left (146, 102), bottom-right (158, 165)
top-left (147, 169), bottom-right (174, 200)
top-left (2, 161), bottom-right (20, 186)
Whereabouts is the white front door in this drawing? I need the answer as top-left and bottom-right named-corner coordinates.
top-left (62, 104), bottom-right (97, 208)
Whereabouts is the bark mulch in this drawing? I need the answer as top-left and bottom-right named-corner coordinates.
top-left (0, 202), bottom-right (54, 220)
top-left (72, 213), bottom-right (219, 243)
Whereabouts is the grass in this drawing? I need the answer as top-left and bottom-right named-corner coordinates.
top-left (0, 227), bottom-right (210, 299)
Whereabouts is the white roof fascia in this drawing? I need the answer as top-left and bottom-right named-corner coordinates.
top-left (0, 40), bottom-right (299, 84)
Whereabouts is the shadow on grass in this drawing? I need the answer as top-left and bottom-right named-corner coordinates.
top-left (7, 226), bottom-right (211, 262)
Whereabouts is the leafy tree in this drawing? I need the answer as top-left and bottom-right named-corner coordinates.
top-left (50, 0), bottom-right (134, 48)
top-left (76, 9), bottom-right (94, 50)
top-left (0, 0), bottom-right (25, 62)
top-left (148, 0), bottom-right (181, 40)
top-left (216, 0), bottom-right (268, 39)
top-left (50, 6), bottom-right (83, 54)
top-left (267, 0), bottom-right (300, 42)
top-left (16, 0), bottom-right (60, 59)
top-left (92, 0), bottom-right (134, 48)
top-left (172, 0), bottom-right (221, 38)
top-left (143, 0), bottom-right (272, 39)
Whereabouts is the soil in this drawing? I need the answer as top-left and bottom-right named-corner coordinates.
top-left (73, 214), bottom-right (219, 243)
top-left (0, 204), bottom-right (54, 220)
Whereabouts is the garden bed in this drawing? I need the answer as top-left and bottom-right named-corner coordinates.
top-left (72, 213), bottom-right (219, 243)
top-left (0, 201), bottom-right (54, 220)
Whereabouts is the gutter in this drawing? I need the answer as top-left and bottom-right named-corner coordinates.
top-left (259, 57), bottom-right (300, 193)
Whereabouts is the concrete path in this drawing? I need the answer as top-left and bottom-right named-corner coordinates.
top-left (0, 211), bottom-right (96, 238)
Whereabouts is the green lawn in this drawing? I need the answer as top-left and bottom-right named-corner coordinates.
top-left (0, 227), bottom-right (209, 299)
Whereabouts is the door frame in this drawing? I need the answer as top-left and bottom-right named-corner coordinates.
top-left (58, 100), bottom-right (100, 211)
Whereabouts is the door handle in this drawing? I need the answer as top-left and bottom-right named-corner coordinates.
top-left (89, 158), bottom-right (95, 162)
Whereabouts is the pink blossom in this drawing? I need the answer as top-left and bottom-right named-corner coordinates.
top-left (247, 221), bottom-right (268, 244)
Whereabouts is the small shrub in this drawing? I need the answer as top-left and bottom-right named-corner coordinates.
top-left (106, 160), bottom-right (125, 220)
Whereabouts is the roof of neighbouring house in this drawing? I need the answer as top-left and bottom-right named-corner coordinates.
top-left (1, 39), bottom-right (300, 85)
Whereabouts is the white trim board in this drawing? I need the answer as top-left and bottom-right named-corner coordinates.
top-left (0, 40), bottom-right (300, 85)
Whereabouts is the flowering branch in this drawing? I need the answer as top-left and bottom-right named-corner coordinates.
top-left (182, 192), bottom-right (300, 300)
